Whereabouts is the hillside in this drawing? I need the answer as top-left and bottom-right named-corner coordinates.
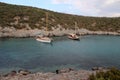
top-left (0, 2), bottom-right (120, 32)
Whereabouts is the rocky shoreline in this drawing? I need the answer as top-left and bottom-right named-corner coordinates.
top-left (0, 27), bottom-right (120, 38)
top-left (0, 67), bottom-right (107, 80)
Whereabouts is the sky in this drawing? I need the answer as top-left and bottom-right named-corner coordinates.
top-left (0, 0), bottom-right (120, 17)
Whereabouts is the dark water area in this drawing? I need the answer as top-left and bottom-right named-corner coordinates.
top-left (0, 35), bottom-right (120, 74)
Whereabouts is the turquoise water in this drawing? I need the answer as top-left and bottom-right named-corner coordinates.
top-left (0, 35), bottom-right (120, 73)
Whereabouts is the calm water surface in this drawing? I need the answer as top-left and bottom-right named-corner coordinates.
top-left (0, 35), bottom-right (120, 73)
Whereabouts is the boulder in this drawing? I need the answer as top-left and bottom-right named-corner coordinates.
top-left (18, 69), bottom-right (31, 75)
top-left (56, 68), bottom-right (74, 74)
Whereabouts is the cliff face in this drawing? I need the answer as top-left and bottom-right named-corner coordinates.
top-left (0, 2), bottom-right (120, 37)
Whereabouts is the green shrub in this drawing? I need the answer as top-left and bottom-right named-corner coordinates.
top-left (89, 68), bottom-right (120, 80)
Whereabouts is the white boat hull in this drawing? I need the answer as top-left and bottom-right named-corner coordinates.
top-left (36, 38), bottom-right (52, 43)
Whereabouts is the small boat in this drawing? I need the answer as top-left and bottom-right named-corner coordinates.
top-left (68, 22), bottom-right (79, 40)
top-left (36, 12), bottom-right (53, 43)
top-left (36, 35), bottom-right (52, 43)
top-left (68, 33), bottom-right (79, 40)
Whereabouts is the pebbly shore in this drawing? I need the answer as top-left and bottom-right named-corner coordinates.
top-left (0, 67), bottom-right (107, 80)
top-left (0, 27), bottom-right (120, 38)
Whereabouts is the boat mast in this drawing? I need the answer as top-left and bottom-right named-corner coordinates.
top-left (75, 22), bottom-right (77, 34)
top-left (45, 12), bottom-right (48, 35)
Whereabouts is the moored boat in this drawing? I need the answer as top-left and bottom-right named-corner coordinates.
top-left (68, 33), bottom-right (79, 40)
top-left (36, 12), bottom-right (53, 43)
top-left (36, 35), bottom-right (52, 43)
top-left (67, 22), bottom-right (80, 40)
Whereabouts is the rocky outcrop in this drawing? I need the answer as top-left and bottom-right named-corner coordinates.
top-left (0, 27), bottom-right (120, 38)
top-left (0, 27), bottom-right (42, 38)
top-left (78, 28), bottom-right (120, 36)
top-left (18, 69), bottom-right (31, 75)
top-left (56, 68), bottom-right (74, 74)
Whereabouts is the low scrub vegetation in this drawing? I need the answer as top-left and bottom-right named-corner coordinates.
top-left (0, 2), bottom-right (120, 31)
top-left (89, 68), bottom-right (120, 80)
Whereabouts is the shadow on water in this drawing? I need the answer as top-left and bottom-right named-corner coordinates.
top-left (0, 38), bottom-right (11, 41)
top-left (70, 39), bottom-right (80, 42)
top-left (50, 42), bottom-right (53, 46)
top-left (38, 42), bottom-right (53, 46)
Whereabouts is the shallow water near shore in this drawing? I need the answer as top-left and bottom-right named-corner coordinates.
top-left (0, 35), bottom-right (120, 74)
